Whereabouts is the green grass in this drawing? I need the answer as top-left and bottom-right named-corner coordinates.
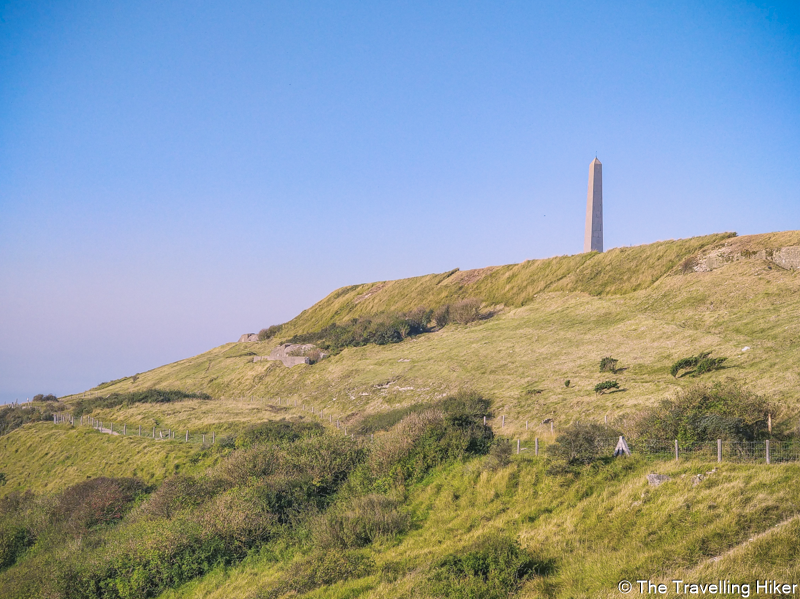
top-left (148, 454), bottom-right (800, 599)
top-left (0, 423), bottom-right (217, 496)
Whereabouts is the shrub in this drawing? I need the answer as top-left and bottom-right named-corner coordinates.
top-left (256, 550), bottom-right (375, 599)
top-left (484, 439), bottom-right (513, 471)
top-left (235, 419), bottom-right (323, 449)
top-left (449, 298), bottom-right (482, 324)
top-left (564, 380), bottom-right (571, 388)
top-left (428, 534), bottom-right (541, 599)
top-left (352, 403), bottom-right (434, 435)
top-left (32, 394), bottom-right (57, 402)
top-left (433, 304), bottom-right (450, 327)
top-left (258, 325), bottom-right (283, 341)
top-left (594, 380), bottom-right (619, 394)
top-left (314, 494), bottom-right (409, 548)
top-left (670, 351), bottom-right (726, 378)
top-left (368, 392), bottom-right (493, 485)
top-left (73, 389), bottom-right (212, 416)
top-left (547, 422), bottom-right (620, 466)
top-left (0, 404), bottom-right (57, 437)
top-left (0, 525), bottom-right (31, 570)
top-left (634, 380), bottom-right (773, 446)
top-left (599, 357), bottom-right (618, 373)
top-left (287, 309), bottom-right (433, 353)
top-left (54, 477), bottom-right (146, 535)
top-left (141, 475), bottom-right (220, 519)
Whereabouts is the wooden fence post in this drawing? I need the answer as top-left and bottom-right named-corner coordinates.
top-left (483, 416), bottom-right (486, 426)
top-left (526, 420), bottom-right (528, 430)
top-left (502, 415), bottom-right (505, 428)
top-left (110, 423), bottom-right (113, 434)
top-left (203, 434), bottom-right (205, 444)
top-left (717, 439), bottom-right (722, 463)
top-left (766, 440), bottom-right (771, 465)
top-left (152, 426), bottom-right (155, 438)
top-left (550, 421), bottom-right (554, 434)
top-left (123, 424), bottom-right (126, 436)
top-left (675, 439), bottom-right (679, 461)
top-left (535, 438), bottom-right (539, 456)
top-left (185, 430), bottom-right (188, 442)
top-left (212, 431), bottom-right (215, 444)
top-left (138, 425), bottom-right (141, 436)
top-left (517, 439), bottom-right (520, 455)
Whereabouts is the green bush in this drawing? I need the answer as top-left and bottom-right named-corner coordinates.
top-left (670, 351), bottom-right (726, 378)
top-left (54, 477), bottom-right (146, 535)
top-left (288, 309), bottom-right (433, 352)
top-left (32, 394), bottom-right (57, 402)
top-left (547, 422), bottom-right (620, 466)
top-left (599, 357), bottom-right (619, 373)
top-left (368, 393), bottom-right (493, 486)
top-left (634, 380), bottom-right (773, 446)
top-left (484, 439), bottom-right (513, 471)
top-left (73, 389), bottom-right (212, 416)
top-left (235, 419), bottom-right (323, 449)
top-left (594, 380), bottom-right (619, 394)
top-left (258, 325), bottom-right (283, 341)
top-left (314, 494), bottom-right (409, 548)
top-left (0, 404), bottom-right (57, 437)
top-left (449, 298), bottom-right (482, 324)
top-left (0, 525), bottom-right (32, 571)
top-left (352, 403), bottom-right (434, 435)
top-left (256, 550), bottom-right (374, 599)
top-left (433, 303), bottom-right (450, 327)
top-left (428, 534), bottom-right (541, 599)
top-left (564, 379), bottom-right (571, 388)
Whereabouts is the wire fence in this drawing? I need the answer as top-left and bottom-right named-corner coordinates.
top-left (50, 411), bottom-right (800, 464)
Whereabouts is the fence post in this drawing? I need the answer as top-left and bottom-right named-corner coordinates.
top-left (212, 431), bottom-right (215, 444)
top-left (123, 424), bottom-right (126, 436)
top-left (717, 439), bottom-right (722, 463)
top-left (535, 438), bottom-right (539, 456)
top-left (186, 430), bottom-right (188, 442)
top-left (483, 416), bottom-right (486, 426)
top-left (110, 423), bottom-right (113, 434)
top-left (502, 415), bottom-right (505, 428)
top-left (203, 434), bottom-right (205, 444)
top-left (517, 439), bottom-right (520, 455)
top-left (152, 426), bottom-right (155, 438)
top-left (329, 415), bottom-right (332, 423)
top-left (766, 440), bottom-right (771, 465)
top-left (138, 425), bottom-right (141, 436)
top-left (675, 439), bottom-right (679, 461)
top-left (550, 421), bottom-right (554, 434)
top-left (526, 420), bottom-right (528, 430)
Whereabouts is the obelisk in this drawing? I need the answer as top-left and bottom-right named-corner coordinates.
top-left (583, 157), bottom-right (603, 253)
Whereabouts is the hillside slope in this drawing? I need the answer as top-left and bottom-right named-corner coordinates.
top-left (58, 231), bottom-right (800, 438)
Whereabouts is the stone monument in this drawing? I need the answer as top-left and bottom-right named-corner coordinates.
top-left (584, 157), bottom-right (603, 253)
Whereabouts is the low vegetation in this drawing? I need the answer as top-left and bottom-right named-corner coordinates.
top-left (287, 308), bottom-right (434, 353)
top-left (72, 389), bottom-right (213, 417)
top-left (0, 403), bottom-right (58, 437)
top-left (634, 380), bottom-right (773, 446)
top-left (670, 351), bottom-right (727, 378)
top-left (599, 356), bottom-right (618, 373)
top-left (0, 391), bottom-right (495, 599)
top-left (593, 380), bottom-right (619, 394)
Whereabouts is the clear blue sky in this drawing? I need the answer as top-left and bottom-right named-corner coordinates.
top-left (1, 1), bottom-right (798, 403)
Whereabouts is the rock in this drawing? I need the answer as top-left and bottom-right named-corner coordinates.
top-left (238, 333), bottom-right (259, 342)
top-left (646, 473), bottom-right (671, 487)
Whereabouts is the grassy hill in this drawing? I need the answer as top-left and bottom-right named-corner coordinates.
top-left (53, 230), bottom-right (800, 436)
top-left (2, 230), bottom-right (800, 599)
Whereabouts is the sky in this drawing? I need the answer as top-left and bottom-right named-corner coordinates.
top-left (1, 1), bottom-right (798, 403)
